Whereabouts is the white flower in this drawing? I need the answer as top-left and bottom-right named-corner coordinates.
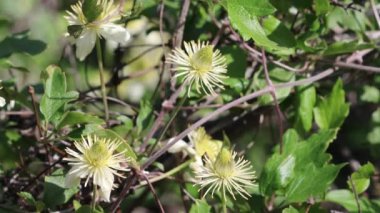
top-left (194, 148), bottom-right (256, 200)
top-left (167, 40), bottom-right (228, 96)
top-left (64, 135), bottom-right (130, 202)
top-left (65, 0), bottom-right (131, 61)
top-left (0, 81), bottom-right (5, 107)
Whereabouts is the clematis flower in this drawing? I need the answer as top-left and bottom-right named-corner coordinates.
top-left (64, 135), bottom-right (129, 202)
top-left (167, 40), bottom-right (228, 96)
top-left (65, 0), bottom-right (131, 61)
top-left (194, 147), bottom-right (256, 200)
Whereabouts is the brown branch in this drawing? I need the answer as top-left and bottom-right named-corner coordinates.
top-left (172, 0), bottom-right (191, 47)
top-left (261, 49), bottom-right (285, 154)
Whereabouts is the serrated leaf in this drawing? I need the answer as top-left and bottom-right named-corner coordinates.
top-left (227, 0), bottom-right (293, 55)
top-left (189, 199), bottom-right (211, 213)
top-left (57, 111), bottom-right (104, 130)
top-left (348, 162), bottom-right (375, 194)
top-left (260, 129), bottom-right (343, 202)
top-left (295, 85), bottom-right (316, 133)
top-left (262, 16), bottom-right (296, 48)
top-left (43, 169), bottom-right (79, 208)
top-left (314, 79), bottom-right (349, 130)
top-left (40, 65), bottom-right (79, 125)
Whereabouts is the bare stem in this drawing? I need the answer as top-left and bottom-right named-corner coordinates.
top-left (95, 38), bottom-right (109, 125)
top-left (141, 173), bottom-right (165, 213)
top-left (349, 176), bottom-right (362, 213)
top-left (261, 49), bottom-right (284, 154)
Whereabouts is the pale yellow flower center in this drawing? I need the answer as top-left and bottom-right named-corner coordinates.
top-left (84, 141), bottom-right (112, 168)
top-left (190, 46), bottom-right (213, 74)
top-left (214, 148), bottom-right (234, 178)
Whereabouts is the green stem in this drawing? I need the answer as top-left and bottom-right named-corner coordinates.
top-left (148, 95), bottom-right (187, 155)
top-left (91, 185), bottom-right (98, 212)
top-left (137, 159), bottom-right (192, 188)
top-left (95, 38), bottom-right (109, 125)
top-left (222, 188), bottom-right (227, 213)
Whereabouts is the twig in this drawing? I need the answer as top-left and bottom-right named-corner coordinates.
top-left (333, 61), bottom-right (380, 73)
top-left (141, 173), bottom-right (165, 213)
top-left (142, 68), bottom-right (335, 169)
top-left (28, 86), bottom-right (43, 139)
top-left (172, 0), bottom-right (191, 47)
top-left (261, 49), bottom-right (284, 154)
top-left (109, 174), bottom-right (138, 213)
top-left (139, 83), bottom-right (186, 153)
top-left (349, 176), bottom-right (362, 213)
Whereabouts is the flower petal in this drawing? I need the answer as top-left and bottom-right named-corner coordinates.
top-left (75, 30), bottom-right (96, 61)
top-left (99, 23), bottom-right (130, 44)
top-left (65, 168), bottom-right (81, 188)
top-left (0, 96), bottom-right (5, 107)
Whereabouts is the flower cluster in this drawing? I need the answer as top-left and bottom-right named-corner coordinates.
top-left (168, 127), bottom-right (256, 200)
top-left (65, 0), bottom-right (130, 60)
top-left (167, 41), bottom-right (228, 96)
top-left (64, 135), bottom-right (130, 202)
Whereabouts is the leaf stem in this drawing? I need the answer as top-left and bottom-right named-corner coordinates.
top-left (96, 38), bottom-right (109, 125)
top-left (136, 159), bottom-right (192, 188)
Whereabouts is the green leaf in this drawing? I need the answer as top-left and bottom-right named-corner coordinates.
top-left (57, 111), bottom-right (104, 130)
top-left (282, 206), bottom-right (299, 213)
top-left (220, 45), bottom-right (247, 78)
top-left (228, 0), bottom-right (276, 17)
top-left (43, 169), bottom-right (79, 208)
top-left (314, 0), bottom-right (330, 16)
top-left (0, 31), bottom-right (46, 58)
top-left (368, 127), bottom-right (380, 144)
top-left (18, 192), bottom-right (45, 212)
top-left (93, 129), bottom-right (138, 161)
top-left (40, 65), bottom-right (79, 124)
top-left (314, 79), bottom-right (349, 130)
top-left (361, 86), bottom-right (380, 103)
top-left (260, 129), bottom-right (343, 202)
top-left (262, 16), bottom-right (296, 48)
top-left (325, 190), bottom-right (380, 212)
top-left (17, 192), bottom-right (36, 206)
top-left (295, 85), bottom-right (316, 132)
top-left (82, 0), bottom-right (103, 23)
top-left (136, 99), bottom-right (154, 136)
top-left (348, 162), bottom-right (375, 194)
top-left (324, 41), bottom-right (374, 56)
top-left (372, 108), bottom-right (380, 123)
top-left (254, 67), bottom-right (295, 105)
top-left (227, 0), bottom-right (293, 55)
top-left (189, 199), bottom-right (211, 213)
